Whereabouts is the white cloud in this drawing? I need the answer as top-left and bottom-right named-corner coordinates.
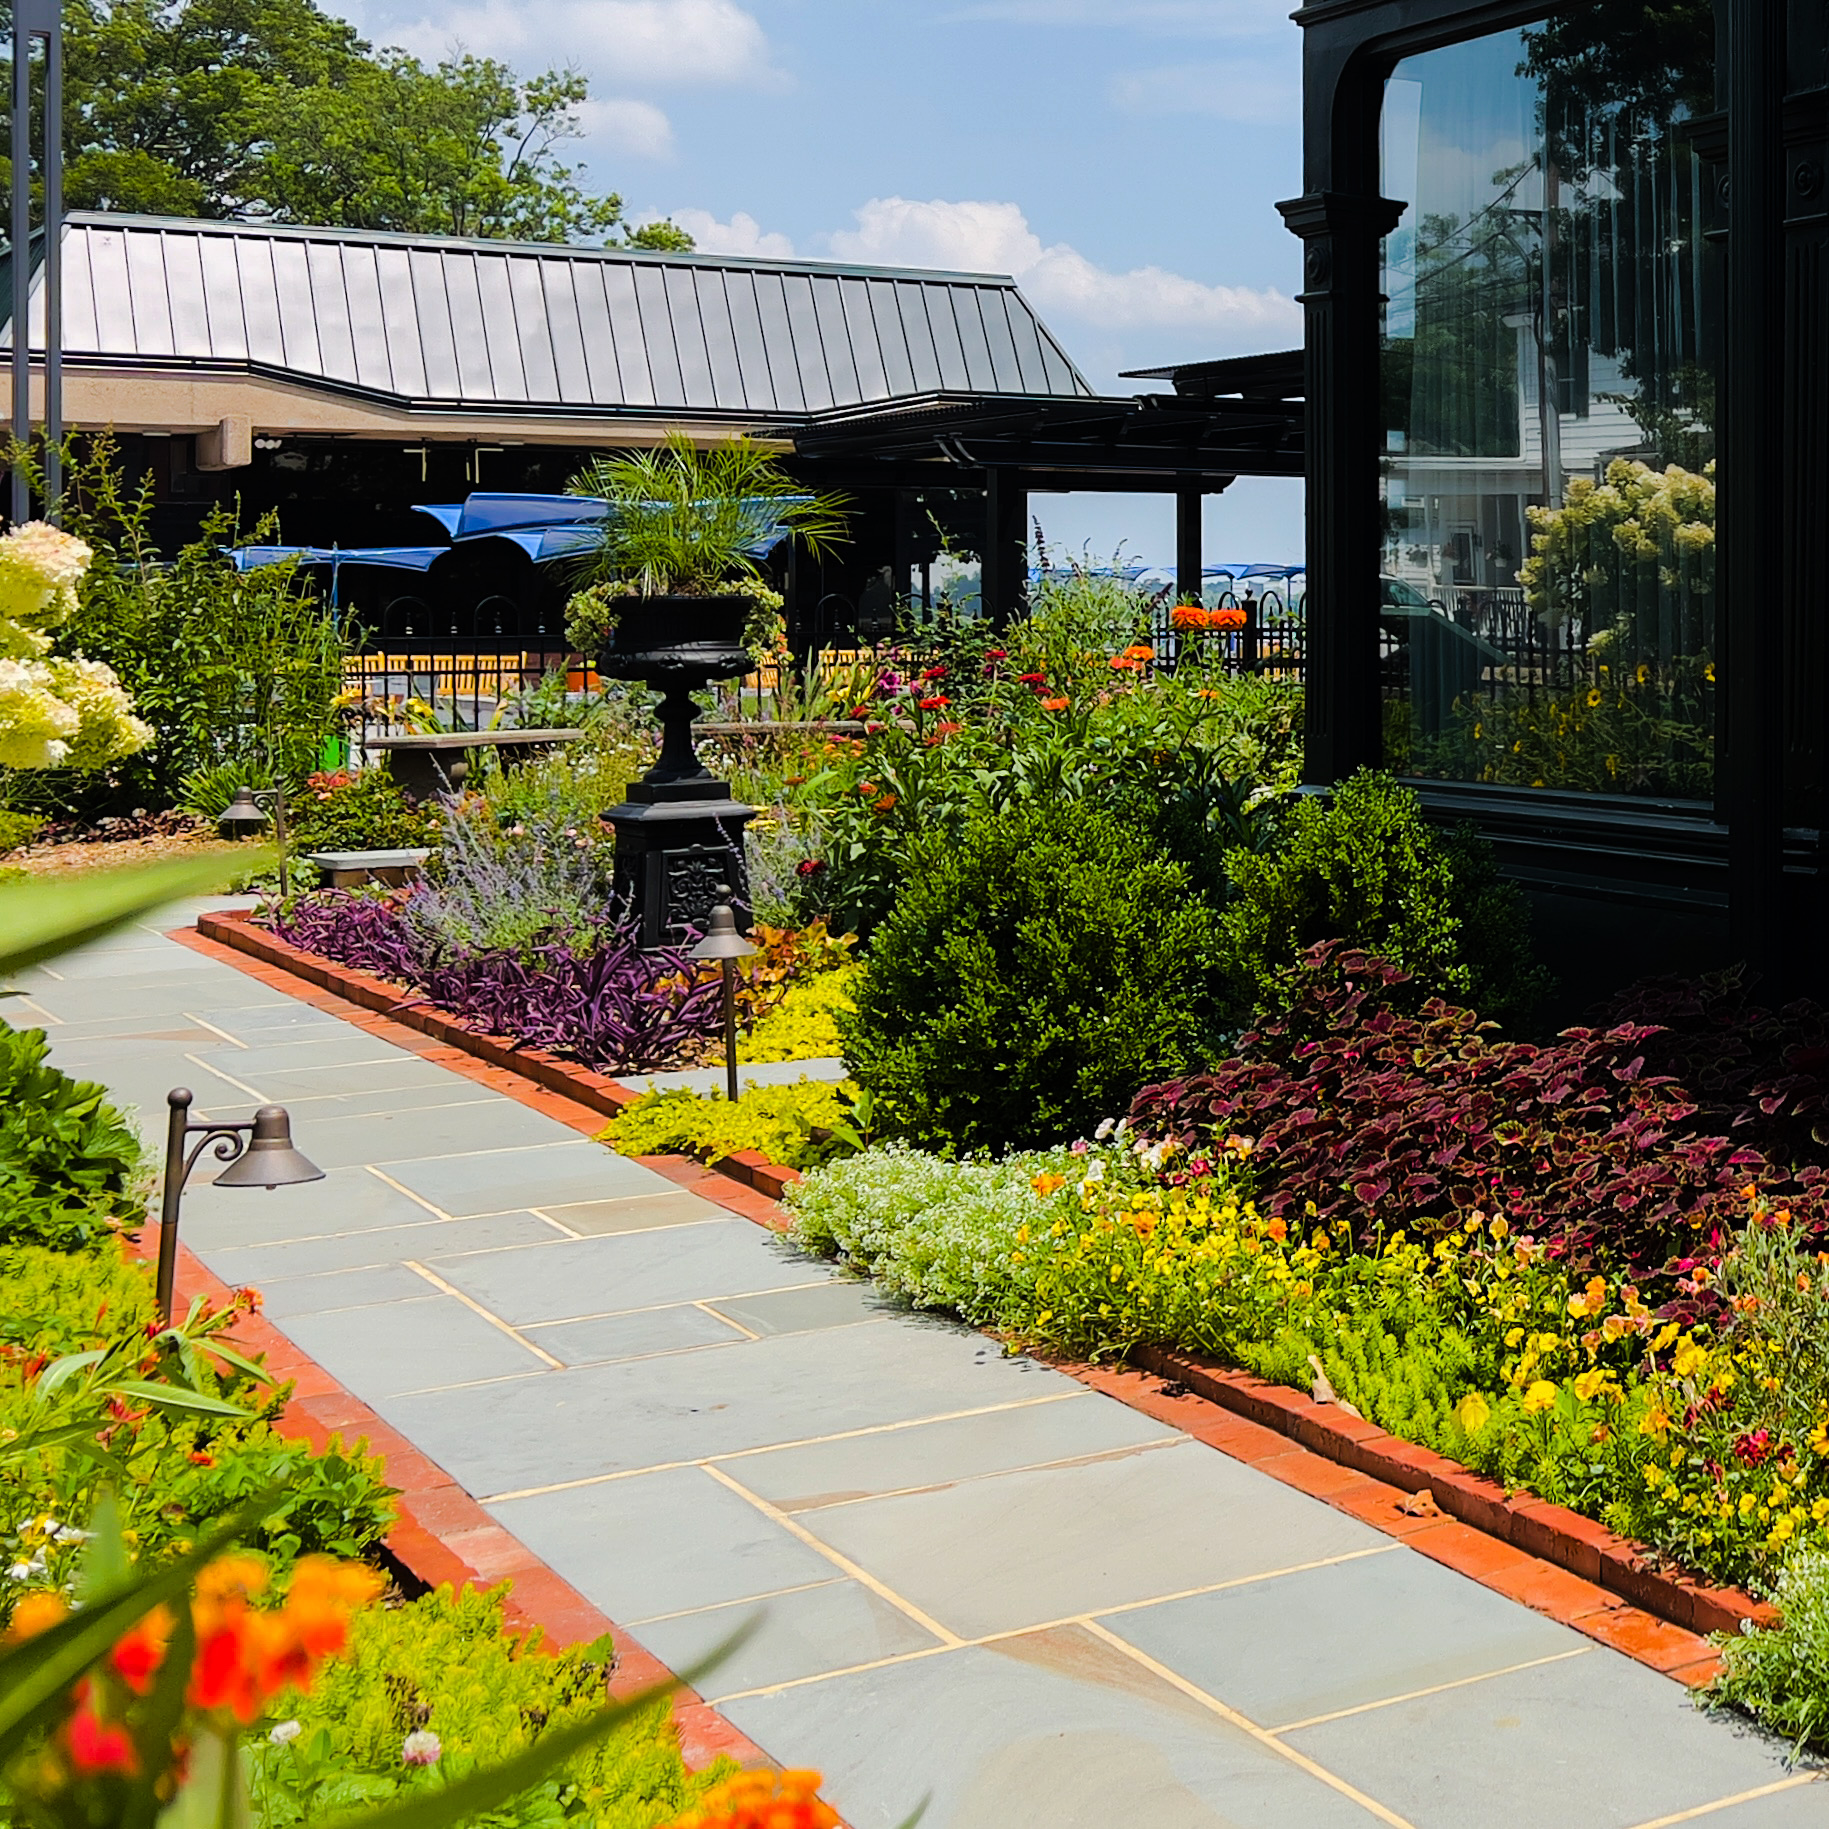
top-left (825, 196), bottom-right (1298, 343)
top-left (943, 1), bottom-right (1289, 35)
top-left (578, 97), bottom-right (676, 160)
top-left (366, 0), bottom-right (778, 87)
top-left (1110, 58), bottom-right (1296, 124)
top-left (662, 208), bottom-right (796, 258)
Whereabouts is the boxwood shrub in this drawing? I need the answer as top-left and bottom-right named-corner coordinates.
top-left (843, 803), bottom-right (1221, 1153)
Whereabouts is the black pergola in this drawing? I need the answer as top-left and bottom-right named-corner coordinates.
top-left (787, 370), bottom-right (1303, 621)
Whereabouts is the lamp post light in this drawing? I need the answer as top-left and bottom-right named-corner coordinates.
top-left (158, 1088), bottom-right (322, 1325)
top-left (689, 901), bottom-right (756, 1104)
top-left (218, 785), bottom-right (292, 897)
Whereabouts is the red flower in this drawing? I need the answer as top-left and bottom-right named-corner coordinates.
top-left (846, 705), bottom-right (872, 720)
top-left (1733, 1429), bottom-right (1775, 1467)
top-left (919, 665), bottom-right (948, 681)
top-left (917, 696), bottom-right (950, 711)
top-left (1016, 672), bottom-right (1047, 685)
top-left (796, 858), bottom-right (826, 878)
top-left (983, 649), bottom-right (1007, 660)
top-left (65, 1690), bottom-right (137, 1775)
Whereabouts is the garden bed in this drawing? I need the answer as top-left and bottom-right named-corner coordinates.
top-left (187, 912), bottom-right (1767, 1669)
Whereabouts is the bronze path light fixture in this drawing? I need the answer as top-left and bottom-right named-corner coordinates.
top-left (689, 899), bottom-right (757, 1104)
top-left (218, 786), bottom-right (293, 897)
top-left (157, 1089), bottom-right (323, 1324)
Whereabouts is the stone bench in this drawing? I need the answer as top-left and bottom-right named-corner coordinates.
top-left (306, 849), bottom-right (431, 889)
top-left (365, 729), bottom-right (584, 799)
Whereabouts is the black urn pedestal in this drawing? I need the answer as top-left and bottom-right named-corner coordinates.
top-left (597, 595), bottom-right (758, 950)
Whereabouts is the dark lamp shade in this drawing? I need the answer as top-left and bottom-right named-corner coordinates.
top-left (218, 787), bottom-right (270, 839)
top-left (690, 903), bottom-right (757, 963)
top-left (213, 1105), bottom-right (324, 1190)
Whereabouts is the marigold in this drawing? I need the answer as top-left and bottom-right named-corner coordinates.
top-left (1039, 696), bottom-right (1070, 711)
top-left (666, 1769), bottom-right (837, 1829)
top-left (1211, 605), bottom-right (1247, 630)
top-left (6, 1591), bottom-right (68, 1642)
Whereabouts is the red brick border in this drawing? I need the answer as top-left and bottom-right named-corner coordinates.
top-left (181, 910), bottom-right (1774, 1688)
top-left (191, 908), bottom-right (803, 1200)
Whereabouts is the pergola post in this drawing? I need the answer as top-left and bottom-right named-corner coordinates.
top-left (1175, 481), bottom-right (1202, 604)
top-left (1719, 0), bottom-right (1789, 978)
top-left (980, 469), bottom-right (1028, 628)
top-left (9, 0), bottom-right (60, 525)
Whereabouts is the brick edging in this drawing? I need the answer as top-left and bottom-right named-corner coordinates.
top-left (194, 909), bottom-right (801, 1201)
top-left (120, 1225), bottom-right (777, 1778)
top-left (1125, 1346), bottom-right (1775, 1640)
top-left (183, 910), bottom-right (1774, 1686)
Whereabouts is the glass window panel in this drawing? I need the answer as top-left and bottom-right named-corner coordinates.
top-left (1379, 17), bottom-right (1716, 800)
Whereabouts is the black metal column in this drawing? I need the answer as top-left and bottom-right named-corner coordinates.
top-left (1175, 481), bottom-right (1202, 604)
top-left (1278, 190), bottom-right (1405, 786)
top-left (1720, 0), bottom-right (1788, 973)
top-left (980, 469), bottom-right (1028, 627)
top-left (8, 0), bottom-right (60, 525)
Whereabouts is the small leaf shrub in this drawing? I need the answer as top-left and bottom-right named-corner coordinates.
top-left (844, 804), bottom-right (1222, 1154)
top-left (0, 1022), bottom-right (144, 1250)
top-left (0, 807), bottom-right (45, 852)
top-left (288, 768), bottom-right (442, 855)
top-left (1128, 944), bottom-right (1829, 1279)
top-left (248, 1582), bottom-right (725, 1829)
top-left (1711, 1548), bottom-right (1829, 1749)
top-left (1215, 769), bottom-right (1548, 1023)
top-left (599, 1077), bottom-right (860, 1172)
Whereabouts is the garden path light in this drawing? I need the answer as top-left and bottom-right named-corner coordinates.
top-left (690, 900), bottom-right (756, 1104)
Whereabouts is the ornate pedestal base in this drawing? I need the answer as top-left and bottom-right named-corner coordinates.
top-left (604, 779), bottom-right (756, 950)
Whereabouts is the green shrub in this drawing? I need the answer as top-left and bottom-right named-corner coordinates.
top-left (1216, 769), bottom-right (1547, 1023)
top-left (0, 1022), bottom-right (144, 1250)
top-left (0, 808), bottom-right (46, 853)
top-left (843, 804), bottom-right (1221, 1153)
top-left (598, 1077), bottom-right (859, 1171)
top-left (1711, 1549), bottom-right (1829, 1750)
top-left (248, 1582), bottom-right (725, 1828)
top-left (288, 768), bottom-right (442, 855)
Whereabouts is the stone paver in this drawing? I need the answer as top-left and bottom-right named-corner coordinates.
top-left (19, 905), bottom-right (1824, 1829)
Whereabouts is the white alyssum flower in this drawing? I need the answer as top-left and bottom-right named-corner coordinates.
top-left (401, 1730), bottom-right (442, 1766)
top-left (269, 1720), bottom-right (303, 1746)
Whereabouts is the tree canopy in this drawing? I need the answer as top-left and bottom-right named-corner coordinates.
top-left (7, 0), bottom-right (691, 248)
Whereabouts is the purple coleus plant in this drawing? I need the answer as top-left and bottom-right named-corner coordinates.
top-left (272, 890), bottom-right (720, 1073)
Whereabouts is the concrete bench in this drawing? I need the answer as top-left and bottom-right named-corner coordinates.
top-left (307, 849), bottom-right (431, 889)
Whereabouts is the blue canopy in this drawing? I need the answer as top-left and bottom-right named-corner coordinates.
top-left (411, 494), bottom-right (610, 541)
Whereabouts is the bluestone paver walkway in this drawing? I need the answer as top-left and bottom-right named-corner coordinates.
top-left (16, 904), bottom-right (1826, 1828)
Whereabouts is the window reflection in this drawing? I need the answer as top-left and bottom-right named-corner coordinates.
top-left (1379, 9), bottom-right (1715, 798)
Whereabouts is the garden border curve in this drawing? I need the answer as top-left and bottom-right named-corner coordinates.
top-left (187, 908), bottom-right (1774, 1684)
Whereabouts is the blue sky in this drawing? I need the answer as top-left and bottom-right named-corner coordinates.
top-left (338, 0), bottom-right (1309, 564)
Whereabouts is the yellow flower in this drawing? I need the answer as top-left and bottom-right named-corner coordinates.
top-left (1672, 1338), bottom-right (1709, 1379)
top-left (1587, 688), bottom-right (1603, 707)
top-left (1573, 1369), bottom-right (1611, 1403)
top-left (1456, 1392), bottom-right (1492, 1434)
top-left (1522, 1380), bottom-right (1559, 1416)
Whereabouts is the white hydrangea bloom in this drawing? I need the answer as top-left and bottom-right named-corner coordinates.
top-left (0, 658), bottom-right (80, 768)
top-left (0, 524), bottom-right (151, 772)
top-left (44, 657), bottom-right (153, 768)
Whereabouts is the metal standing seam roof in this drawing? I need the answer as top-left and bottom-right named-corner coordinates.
top-left (0, 213), bottom-right (1093, 418)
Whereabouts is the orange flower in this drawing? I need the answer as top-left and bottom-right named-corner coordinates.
top-left (1211, 605), bottom-right (1247, 630)
top-left (1170, 604), bottom-right (1206, 630)
top-left (111, 1606), bottom-right (174, 1695)
top-left (1039, 696), bottom-right (1070, 711)
top-left (1108, 656), bottom-right (1139, 671)
top-left (1123, 644), bottom-right (1155, 660)
top-left (871, 794), bottom-right (898, 815)
top-left (1266, 1217), bottom-right (1288, 1243)
top-left (666, 1769), bottom-right (837, 1829)
top-left (6, 1591), bottom-right (68, 1643)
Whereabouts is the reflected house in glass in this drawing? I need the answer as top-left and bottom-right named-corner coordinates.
top-left (1284, 0), bottom-right (1815, 991)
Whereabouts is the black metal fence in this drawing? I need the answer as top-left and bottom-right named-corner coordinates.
top-left (342, 649), bottom-right (580, 759)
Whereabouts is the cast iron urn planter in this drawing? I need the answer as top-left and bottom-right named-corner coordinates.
top-left (597, 593), bottom-right (758, 949)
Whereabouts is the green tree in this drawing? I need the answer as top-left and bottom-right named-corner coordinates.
top-left (7, 0), bottom-right (692, 248)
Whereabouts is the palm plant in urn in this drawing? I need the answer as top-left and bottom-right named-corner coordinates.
top-left (565, 434), bottom-right (849, 947)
